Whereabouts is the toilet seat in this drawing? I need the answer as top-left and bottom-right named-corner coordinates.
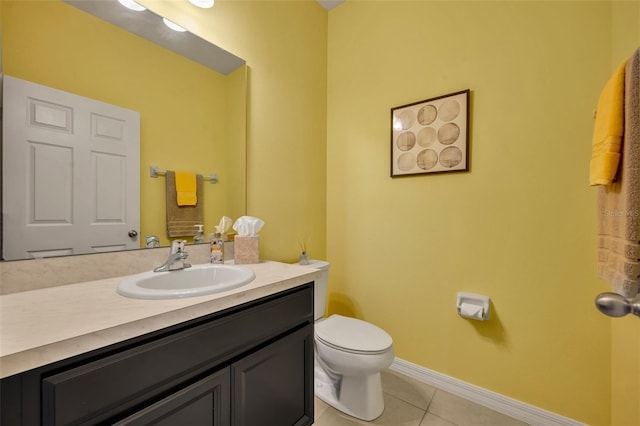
top-left (315, 314), bottom-right (392, 355)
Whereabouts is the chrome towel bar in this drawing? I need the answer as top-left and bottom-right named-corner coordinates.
top-left (149, 165), bottom-right (218, 184)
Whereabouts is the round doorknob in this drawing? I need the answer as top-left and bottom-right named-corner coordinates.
top-left (128, 229), bottom-right (138, 238)
top-left (595, 292), bottom-right (640, 318)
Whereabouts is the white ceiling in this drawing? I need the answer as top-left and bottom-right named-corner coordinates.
top-left (317, 0), bottom-right (345, 11)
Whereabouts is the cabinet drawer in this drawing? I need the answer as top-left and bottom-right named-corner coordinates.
top-left (114, 368), bottom-right (230, 426)
top-left (42, 285), bottom-right (312, 425)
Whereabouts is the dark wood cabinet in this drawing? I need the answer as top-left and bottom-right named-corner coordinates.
top-left (232, 325), bottom-right (313, 426)
top-left (115, 367), bottom-right (231, 426)
top-left (0, 283), bottom-right (314, 426)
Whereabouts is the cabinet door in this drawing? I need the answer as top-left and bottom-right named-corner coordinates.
top-left (232, 325), bottom-right (313, 426)
top-left (41, 285), bottom-right (312, 425)
top-left (114, 368), bottom-right (230, 426)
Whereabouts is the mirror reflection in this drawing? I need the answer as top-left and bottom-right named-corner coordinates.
top-left (1, 0), bottom-right (247, 261)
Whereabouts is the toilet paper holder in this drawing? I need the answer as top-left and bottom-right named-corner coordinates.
top-left (456, 292), bottom-right (490, 321)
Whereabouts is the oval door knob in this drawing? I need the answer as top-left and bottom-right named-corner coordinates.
top-left (595, 292), bottom-right (640, 318)
top-left (128, 229), bottom-right (139, 238)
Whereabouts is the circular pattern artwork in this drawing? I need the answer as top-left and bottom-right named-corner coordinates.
top-left (417, 127), bottom-right (436, 147)
top-left (396, 109), bottom-right (415, 130)
top-left (439, 99), bottom-right (461, 122)
top-left (417, 105), bottom-right (437, 125)
top-left (397, 152), bottom-right (416, 171)
top-left (397, 131), bottom-right (416, 151)
top-left (417, 149), bottom-right (438, 170)
top-left (437, 123), bottom-right (460, 145)
top-left (391, 90), bottom-right (468, 176)
top-left (439, 146), bottom-right (463, 168)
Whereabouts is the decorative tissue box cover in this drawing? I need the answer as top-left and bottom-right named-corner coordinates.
top-left (234, 236), bottom-right (259, 264)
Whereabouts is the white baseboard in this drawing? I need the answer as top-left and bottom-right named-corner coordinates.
top-left (389, 358), bottom-right (587, 426)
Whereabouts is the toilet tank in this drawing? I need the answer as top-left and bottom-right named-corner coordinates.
top-left (302, 260), bottom-right (330, 320)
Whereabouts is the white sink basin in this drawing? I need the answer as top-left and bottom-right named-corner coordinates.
top-left (117, 263), bottom-right (256, 299)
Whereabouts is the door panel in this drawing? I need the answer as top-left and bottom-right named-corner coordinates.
top-left (30, 142), bottom-right (73, 223)
top-left (2, 75), bottom-right (140, 260)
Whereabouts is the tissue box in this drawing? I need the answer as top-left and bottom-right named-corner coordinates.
top-left (222, 233), bottom-right (235, 262)
top-left (223, 241), bottom-right (235, 262)
top-left (234, 236), bottom-right (259, 264)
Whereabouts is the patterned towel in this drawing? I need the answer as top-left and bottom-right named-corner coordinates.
top-left (166, 171), bottom-right (203, 237)
top-left (597, 48), bottom-right (640, 297)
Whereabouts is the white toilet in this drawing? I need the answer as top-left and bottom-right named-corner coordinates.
top-left (300, 260), bottom-right (394, 421)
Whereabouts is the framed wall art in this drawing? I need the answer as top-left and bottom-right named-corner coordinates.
top-left (390, 89), bottom-right (470, 177)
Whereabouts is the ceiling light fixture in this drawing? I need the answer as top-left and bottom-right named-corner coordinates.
top-left (162, 18), bottom-right (187, 32)
top-left (117, 0), bottom-right (146, 12)
top-left (188, 0), bottom-right (215, 8)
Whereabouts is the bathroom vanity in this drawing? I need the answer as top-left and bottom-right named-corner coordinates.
top-left (0, 261), bottom-right (318, 425)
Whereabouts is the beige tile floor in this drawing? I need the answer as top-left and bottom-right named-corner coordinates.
top-left (313, 369), bottom-right (531, 426)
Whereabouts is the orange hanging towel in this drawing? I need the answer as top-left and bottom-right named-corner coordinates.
top-left (590, 60), bottom-right (627, 185)
top-left (175, 171), bottom-right (197, 206)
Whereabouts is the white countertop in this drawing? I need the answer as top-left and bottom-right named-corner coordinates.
top-left (0, 261), bottom-right (320, 378)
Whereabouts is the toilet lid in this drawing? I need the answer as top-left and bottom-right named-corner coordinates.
top-left (315, 314), bottom-right (392, 354)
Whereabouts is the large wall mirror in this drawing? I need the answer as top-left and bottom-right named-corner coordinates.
top-left (1, 0), bottom-right (247, 261)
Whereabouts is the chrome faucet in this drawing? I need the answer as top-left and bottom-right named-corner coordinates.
top-left (145, 235), bottom-right (160, 248)
top-left (154, 240), bottom-right (191, 272)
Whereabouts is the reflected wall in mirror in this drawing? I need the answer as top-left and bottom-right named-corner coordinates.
top-left (1, 0), bottom-right (247, 261)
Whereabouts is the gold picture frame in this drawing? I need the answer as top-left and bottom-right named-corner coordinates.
top-left (391, 89), bottom-right (470, 177)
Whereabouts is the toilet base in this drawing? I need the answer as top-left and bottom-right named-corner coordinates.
top-left (314, 361), bottom-right (385, 421)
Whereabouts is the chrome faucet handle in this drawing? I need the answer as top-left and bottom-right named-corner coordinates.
top-left (168, 251), bottom-right (191, 271)
top-left (179, 251), bottom-right (192, 270)
top-left (154, 240), bottom-right (190, 272)
top-left (145, 235), bottom-right (160, 248)
top-left (170, 239), bottom-right (186, 254)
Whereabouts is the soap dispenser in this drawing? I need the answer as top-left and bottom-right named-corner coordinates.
top-left (194, 225), bottom-right (205, 244)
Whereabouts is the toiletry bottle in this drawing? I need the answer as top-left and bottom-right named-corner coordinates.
top-left (210, 232), bottom-right (224, 264)
top-left (217, 233), bottom-right (225, 261)
top-left (194, 225), bottom-right (205, 244)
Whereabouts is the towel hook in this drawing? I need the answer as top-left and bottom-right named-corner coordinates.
top-left (595, 292), bottom-right (640, 318)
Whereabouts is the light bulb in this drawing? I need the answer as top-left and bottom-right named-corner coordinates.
top-left (163, 18), bottom-right (187, 32)
top-left (189, 0), bottom-right (215, 8)
top-left (117, 0), bottom-right (146, 12)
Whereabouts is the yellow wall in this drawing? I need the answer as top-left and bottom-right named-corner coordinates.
top-left (327, 1), bottom-right (613, 424)
top-left (1, 0), bottom-right (245, 247)
top-left (611, 2), bottom-right (640, 425)
top-left (611, 317), bottom-right (640, 426)
top-left (5, 0), bottom-right (637, 424)
top-left (139, 0), bottom-right (328, 262)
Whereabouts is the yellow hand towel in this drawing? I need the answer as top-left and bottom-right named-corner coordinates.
top-left (596, 48), bottom-right (640, 298)
top-left (590, 60), bottom-right (627, 185)
top-left (175, 171), bottom-right (197, 206)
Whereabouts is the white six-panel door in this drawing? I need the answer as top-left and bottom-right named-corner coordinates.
top-left (2, 75), bottom-right (140, 260)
